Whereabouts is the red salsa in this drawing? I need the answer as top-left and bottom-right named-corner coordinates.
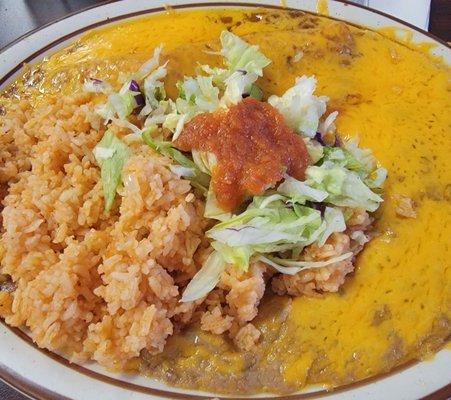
top-left (174, 97), bottom-right (310, 211)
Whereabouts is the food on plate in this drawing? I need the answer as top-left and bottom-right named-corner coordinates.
top-left (0, 7), bottom-right (449, 395)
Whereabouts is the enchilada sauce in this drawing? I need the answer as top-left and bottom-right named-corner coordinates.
top-left (174, 97), bottom-right (310, 210)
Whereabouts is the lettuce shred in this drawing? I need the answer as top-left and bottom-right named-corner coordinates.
top-left (93, 130), bottom-right (131, 212)
top-left (268, 76), bottom-right (328, 138)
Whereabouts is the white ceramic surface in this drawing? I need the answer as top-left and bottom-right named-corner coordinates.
top-left (0, 1), bottom-right (449, 399)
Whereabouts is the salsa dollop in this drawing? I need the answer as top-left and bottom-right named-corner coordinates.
top-left (175, 97), bottom-right (310, 210)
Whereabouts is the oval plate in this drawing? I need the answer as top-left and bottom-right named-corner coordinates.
top-left (0, 1), bottom-right (450, 399)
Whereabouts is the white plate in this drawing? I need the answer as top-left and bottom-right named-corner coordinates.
top-left (0, 1), bottom-right (450, 399)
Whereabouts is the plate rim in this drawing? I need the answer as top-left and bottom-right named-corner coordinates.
top-left (0, 1), bottom-right (450, 400)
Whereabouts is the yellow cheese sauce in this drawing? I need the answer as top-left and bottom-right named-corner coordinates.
top-left (1, 7), bottom-right (450, 395)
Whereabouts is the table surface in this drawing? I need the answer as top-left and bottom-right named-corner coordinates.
top-left (0, 0), bottom-right (449, 399)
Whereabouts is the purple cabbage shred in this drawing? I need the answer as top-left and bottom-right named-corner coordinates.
top-left (129, 80), bottom-right (140, 92)
top-left (314, 132), bottom-right (326, 146)
top-left (226, 226), bottom-right (254, 233)
top-left (310, 202), bottom-right (326, 216)
top-left (134, 93), bottom-right (145, 107)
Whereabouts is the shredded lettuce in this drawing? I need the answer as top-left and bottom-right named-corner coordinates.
top-left (268, 76), bottom-right (328, 138)
top-left (93, 46), bottom-right (168, 126)
top-left (199, 31), bottom-right (270, 88)
top-left (206, 196), bottom-right (324, 270)
top-left (141, 129), bottom-right (210, 191)
top-left (248, 83), bottom-right (263, 100)
top-left (111, 117), bottom-right (141, 137)
top-left (169, 165), bottom-right (196, 178)
top-left (196, 31), bottom-right (270, 107)
top-left (92, 146), bottom-right (115, 160)
top-left (170, 114), bottom-right (187, 141)
top-left (204, 188), bottom-right (232, 221)
top-left (343, 137), bottom-right (376, 171)
top-left (277, 175), bottom-right (328, 204)
top-left (95, 81), bottom-right (142, 122)
top-left (211, 242), bottom-right (251, 271)
top-left (198, 166), bottom-right (379, 287)
top-left (304, 137), bottom-right (324, 164)
top-left (144, 100), bottom-right (178, 130)
top-left (260, 251), bottom-right (353, 275)
top-left (95, 96), bottom-right (124, 122)
top-left (306, 161), bottom-right (383, 212)
top-left (199, 65), bottom-right (229, 86)
top-left (176, 76), bottom-right (219, 114)
top-left (202, 192), bottom-right (351, 282)
top-left (131, 45), bottom-right (164, 82)
top-left (170, 76), bottom-right (220, 133)
top-left (317, 207), bottom-right (346, 246)
top-left (136, 31), bottom-right (271, 140)
top-left (253, 193), bottom-right (286, 209)
top-left (196, 145), bottom-right (228, 223)
top-left (181, 251), bottom-right (226, 302)
top-left (306, 162), bottom-right (347, 195)
top-left (140, 61), bottom-right (168, 116)
top-left (192, 151), bottom-right (217, 175)
top-left (93, 130), bottom-right (131, 212)
top-left (220, 30), bottom-right (271, 76)
top-left (322, 139), bottom-right (387, 190)
top-left (365, 167), bottom-right (387, 189)
top-left (317, 111), bottom-right (338, 136)
top-left (351, 230), bottom-right (369, 246)
top-left (83, 78), bottom-right (112, 94)
top-left (342, 138), bottom-right (387, 189)
top-left (322, 146), bottom-right (368, 176)
top-left (209, 224), bottom-right (302, 247)
top-left (220, 70), bottom-right (258, 107)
